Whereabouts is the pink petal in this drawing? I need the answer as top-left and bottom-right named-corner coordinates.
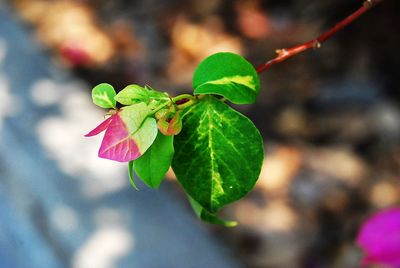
top-left (98, 113), bottom-right (141, 162)
top-left (356, 207), bottom-right (400, 267)
top-left (84, 115), bottom-right (114, 137)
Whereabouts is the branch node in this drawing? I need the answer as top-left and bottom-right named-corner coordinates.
top-left (276, 49), bottom-right (288, 57)
top-left (313, 41), bottom-right (322, 49)
top-left (364, 0), bottom-right (380, 7)
top-left (256, 0), bottom-right (383, 74)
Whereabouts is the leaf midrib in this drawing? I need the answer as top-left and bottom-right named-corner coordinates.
top-left (207, 107), bottom-right (219, 211)
top-left (96, 92), bottom-right (115, 107)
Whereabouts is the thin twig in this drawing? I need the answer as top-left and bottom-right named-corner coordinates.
top-left (256, 0), bottom-right (383, 74)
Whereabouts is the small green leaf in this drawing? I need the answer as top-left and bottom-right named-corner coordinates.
top-left (92, 83), bottom-right (117, 108)
top-left (115, 85), bottom-right (149, 105)
top-left (128, 161), bottom-right (139, 190)
top-left (134, 132), bottom-right (174, 188)
top-left (115, 84), bottom-right (169, 106)
top-left (189, 196), bottom-right (237, 227)
top-left (172, 96), bottom-right (264, 213)
top-left (193, 52), bottom-right (260, 104)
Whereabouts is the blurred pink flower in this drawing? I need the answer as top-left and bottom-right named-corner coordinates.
top-left (356, 207), bottom-right (400, 267)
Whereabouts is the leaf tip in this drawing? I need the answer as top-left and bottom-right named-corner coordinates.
top-left (84, 116), bottom-right (114, 137)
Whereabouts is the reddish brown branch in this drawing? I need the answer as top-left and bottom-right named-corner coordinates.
top-left (256, 0), bottom-right (383, 74)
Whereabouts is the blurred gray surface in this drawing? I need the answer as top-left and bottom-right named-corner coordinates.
top-left (0, 6), bottom-right (240, 268)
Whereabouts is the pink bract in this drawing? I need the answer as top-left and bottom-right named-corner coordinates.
top-left (356, 207), bottom-right (400, 267)
top-left (98, 113), bottom-right (141, 162)
top-left (85, 112), bottom-right (142, 162)
top-left (84, 115), bottom-right (114, 137)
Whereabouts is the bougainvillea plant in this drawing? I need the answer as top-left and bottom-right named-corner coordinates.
top-left (86, 52), bottom-right (262, 226)
top-left (85, 0), bottom-right (382, 226)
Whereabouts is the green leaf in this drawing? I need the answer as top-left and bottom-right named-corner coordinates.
top-left (134, 132), bottom-right (174, 188)
top-left (128, 161), bottom-right (139, 190)
top-left (193, 52), bottom-right (260, 104)
top-left (92, 83), bottom-right (117, 108)
top-left (115, 85), bottom-right (149, 105)
top-left (115, 84), bottom-right (169, 106)
top-left (172, 96), bottom-right (264, 213)
top-left (188, 196), bottom-right (237, 227)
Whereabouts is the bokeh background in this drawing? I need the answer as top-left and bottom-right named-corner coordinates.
top-left (0, 0), bottom-right (399, 267)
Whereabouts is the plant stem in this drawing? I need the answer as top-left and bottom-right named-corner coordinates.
top-left (150, 101), bottom-right (171, 115)
top-left (172, 93), bottom-right (197, 110)
top-left (176, 99), bottom-right (196, 110)
top-left (256, 0), bottom-right (383, 74)
top-left (150, 93), bottom-right (197, 115)
top-left (172, 94), bottom-right (196, 103)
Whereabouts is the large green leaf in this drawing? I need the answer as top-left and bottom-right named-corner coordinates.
top-left (134, 132), bottom-right (174, 188)
top-left (172, 96), bottom-right (264, 212)
top-left (92, 83), bottom-right (116, 109)
top-left (193, 52), bottom-right (260, 104)
top-left (189, 196), bottom-right (237, 227)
